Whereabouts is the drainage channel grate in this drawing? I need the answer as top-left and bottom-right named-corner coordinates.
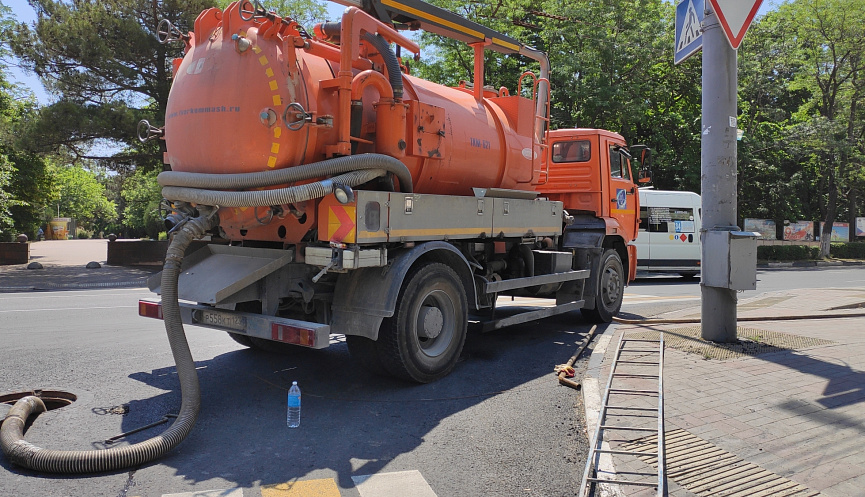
top-left (621, 429), bottom-right (819, 496)
top-left (624, 327), bottom-right (834, 361)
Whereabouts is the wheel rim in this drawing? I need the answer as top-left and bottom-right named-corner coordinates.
top-left (600, 263), bottom-right (622, 309)
top-left (411, 289), bottom-right (456, 358)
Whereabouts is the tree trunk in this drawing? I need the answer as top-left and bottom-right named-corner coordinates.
top-left (819, 170), bottom-right (838, 258)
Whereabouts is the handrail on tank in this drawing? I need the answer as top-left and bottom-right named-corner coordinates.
top-left (517, 71), bottom-right (537, 101)
top-left (533, 76), bottom-right (551, 183)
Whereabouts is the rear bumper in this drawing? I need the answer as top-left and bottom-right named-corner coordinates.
top-left (139, 299), bottom-right (331, 349)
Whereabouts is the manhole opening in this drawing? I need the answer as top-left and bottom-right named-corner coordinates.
top-left (0, 390), bottom-right (77, 411)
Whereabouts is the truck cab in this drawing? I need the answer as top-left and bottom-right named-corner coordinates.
top-left (538, 129), bottom-right (643, 292)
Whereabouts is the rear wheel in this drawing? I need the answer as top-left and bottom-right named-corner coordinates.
top-left (376, 262), bottom-right (467, 383)
top-left (582, 249), bottom-right (624, 323)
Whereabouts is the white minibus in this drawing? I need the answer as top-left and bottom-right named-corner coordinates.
top-left (636, 189), bottom-right (702, 277)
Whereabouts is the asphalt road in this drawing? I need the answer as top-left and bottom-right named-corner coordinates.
top-left (0, 288), bottom-right (594, 497)
top-left (1, 266), bottom-right (861, 496)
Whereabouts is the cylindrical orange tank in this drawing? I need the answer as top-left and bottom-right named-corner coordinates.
top-left (164, 3), bottom-right (541, 241)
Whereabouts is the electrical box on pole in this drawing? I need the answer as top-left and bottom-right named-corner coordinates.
top-left (702, 230), bottom-right (759, 290)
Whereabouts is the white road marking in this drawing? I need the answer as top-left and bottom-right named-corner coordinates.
top-left (0, 305), bottom-right (135, 313)
top-left (163, 489), bottom-right (243, 497)
top-left (353, 470), bottom-right (438, 497)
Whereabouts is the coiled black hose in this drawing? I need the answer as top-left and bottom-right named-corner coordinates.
top-left (361, 33), bottom-right (403, 100)
top-left (0, 209), bottom-right (218, 473)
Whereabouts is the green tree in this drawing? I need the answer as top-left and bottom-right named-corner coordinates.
top-left (0, 4), bottom-right (53, 240)
top-left (783, 0), bottom-right (863, 254)
top-left (7, 0), bottom-right (215, 171)
top-left (215, 0), bottom-right (327, 26)
top-left (121, 167), bottom-right (163, 238)
top-left (51, 163), bottom-right (118, 230)
top-left (0, 152), bottom-right (18, 239)
top-left (739, 0), bottom-right (865, 253)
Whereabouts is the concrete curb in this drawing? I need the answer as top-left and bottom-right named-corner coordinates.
top-left (0, 279), bottom-right (149, 292)
top-left (758, 260), bottom-right (864, 268)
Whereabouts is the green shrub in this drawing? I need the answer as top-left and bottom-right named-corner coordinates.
top-left (757, 245), bottom-right (819, 261)
top-left (158, 231), bottom-right (168, 241)
top-left (75, 228), bottom-right (93, 239)
top-left (830, 242), bottom-right (865, 259)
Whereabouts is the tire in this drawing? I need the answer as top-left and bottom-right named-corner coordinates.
top-left (582, 249), bottom-right (625, 323)
top-left (226, 332), bottom-right (254, 348)
top-left (346, 335), bottom-right (388, 376)
top-left (376, 262), bottom-right (468, 383)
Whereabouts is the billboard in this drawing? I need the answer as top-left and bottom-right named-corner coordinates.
top-left (744, 218), bottom-right (776, 239)
top-left (783, 221), bottom-right (814, 241)
top-left (830, 223), bottom-right (849, 242)
top-left (48, 218), bottom-right (72, 240)
top-left (857, 217), bottom-right (865, 237)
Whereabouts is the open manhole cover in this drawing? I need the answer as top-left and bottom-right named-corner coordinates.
top-left (0, 390), bottom-right (77, 411)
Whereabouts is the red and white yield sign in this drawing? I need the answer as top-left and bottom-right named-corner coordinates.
top-left (709, 0), bottom-right (764, 49)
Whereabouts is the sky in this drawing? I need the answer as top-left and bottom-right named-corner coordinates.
top-left (3, 0), bottom-right (780, 105)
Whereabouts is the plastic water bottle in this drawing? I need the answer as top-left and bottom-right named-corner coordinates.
top-left (287, 381), bottom-right (301, 428)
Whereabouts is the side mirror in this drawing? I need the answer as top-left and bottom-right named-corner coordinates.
top-left (630, 144), bottom-right (653, 184)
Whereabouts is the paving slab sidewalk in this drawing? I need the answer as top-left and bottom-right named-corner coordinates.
top-left (0, 239), bottom-right (158, 292)
top-left (585, 288), bottom-right (865, 497)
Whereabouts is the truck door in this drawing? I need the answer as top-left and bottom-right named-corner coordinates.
top-left (606, 140), bottom-right (638, 241)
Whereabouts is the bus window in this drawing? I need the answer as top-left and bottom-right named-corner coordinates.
top-left (646, 207), bottom-right (695, 233)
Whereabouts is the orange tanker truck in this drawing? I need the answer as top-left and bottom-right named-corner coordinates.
top-left (0, 0), bottom-right (655, 474)
top-left (139, 0), bottom-right (652, 384)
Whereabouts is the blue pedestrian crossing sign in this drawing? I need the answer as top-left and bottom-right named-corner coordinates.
top-left (675, 0), bottom-right (704, 65)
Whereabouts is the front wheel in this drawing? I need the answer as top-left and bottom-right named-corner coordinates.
top-left (376, 262), bottom-right (468, 383)
top-left (581, 249), bottom-right (625, 323)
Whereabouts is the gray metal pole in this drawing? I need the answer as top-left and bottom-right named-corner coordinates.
top-left (701, 5), bottom-right (738, 342)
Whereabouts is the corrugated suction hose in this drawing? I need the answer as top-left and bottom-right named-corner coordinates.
top-left (0, 209), bottom-right (218, 473)
top-left (157, 153), bottom-right (413, 193)
top-left (162, 168), bottom-right (385, 207)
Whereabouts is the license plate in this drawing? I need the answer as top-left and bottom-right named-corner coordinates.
top-left (194, 309), bottom-right (247, 331)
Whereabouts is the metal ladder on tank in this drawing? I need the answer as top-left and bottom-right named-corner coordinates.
top-left (580, 332), bottom-right (667, 496)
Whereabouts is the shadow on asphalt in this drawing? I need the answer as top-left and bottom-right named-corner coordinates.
top-left (2, 311), bottom-right (601, 491)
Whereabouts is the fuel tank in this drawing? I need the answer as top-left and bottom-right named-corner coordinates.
top-left (164, 2), bottom-right (543, 241)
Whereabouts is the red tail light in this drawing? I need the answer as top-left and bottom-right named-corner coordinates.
top-left (272, 323), bottom-right (317, 347)
top-left (139, 301), bottom-right (163, 319)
